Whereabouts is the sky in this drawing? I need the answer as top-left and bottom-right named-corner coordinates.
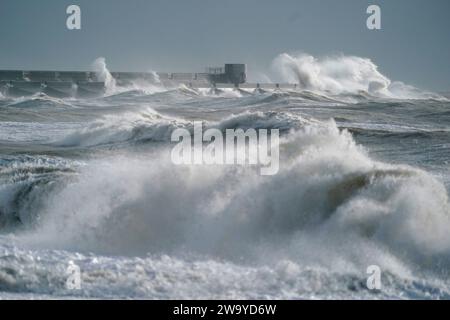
top-left (0, 0), bottom-right (449, 91)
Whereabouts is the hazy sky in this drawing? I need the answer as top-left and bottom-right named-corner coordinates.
top-left (0, 0), bottom-right (449, 90)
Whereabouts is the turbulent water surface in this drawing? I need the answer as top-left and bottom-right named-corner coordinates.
top-left (1, 57), bottom-right (450, 299)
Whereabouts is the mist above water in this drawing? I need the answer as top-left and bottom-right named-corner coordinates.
top-left (270, 53), bottom-right (444, 99)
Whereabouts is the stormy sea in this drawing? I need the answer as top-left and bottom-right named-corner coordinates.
top-left (0, 54), bottom-right (449, 299)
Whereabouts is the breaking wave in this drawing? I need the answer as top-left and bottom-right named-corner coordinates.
top-left (54, 108), bottom-right (316, 148)
top-left (271, 53), bottom-right (446, 100)
top-left (8, 117), bottom-right (449, 282)
top-left (92, 57), bottom-right (117, 94)
top-left (55, 107), bottom-right (186, 147)
top-left (1, 52), bottom-right (450, 299)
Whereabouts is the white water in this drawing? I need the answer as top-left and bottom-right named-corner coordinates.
top-left (1, 53), bottom-right (450, 299)
top-left (92, 57), bottom-right (117, 94)
top-left (271, 53), bottom-right (445, 100)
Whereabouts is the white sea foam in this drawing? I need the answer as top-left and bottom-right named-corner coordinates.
top-left (1, 53), bottom-right (450, 299)
top-left (92, 57), bottom-right (117, 94)
top-left (271, 52), bottom-right (446, 100)
top-left (16, 118), bottom-right (450, 282)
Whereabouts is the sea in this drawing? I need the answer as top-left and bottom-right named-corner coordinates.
top-left (0, 54), bottom-right (449, 299)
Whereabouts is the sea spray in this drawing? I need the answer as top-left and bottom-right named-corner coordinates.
top-left (92, 57), bottom-right (116, 94)
top-left (272, 53), bottom-right (391, 95)
top-left (17, 118), bottom-right (450, 275)
top-left (1, 58), bottom-right (449, 299)
top-left (149, 70), bottom-right (161, 84)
